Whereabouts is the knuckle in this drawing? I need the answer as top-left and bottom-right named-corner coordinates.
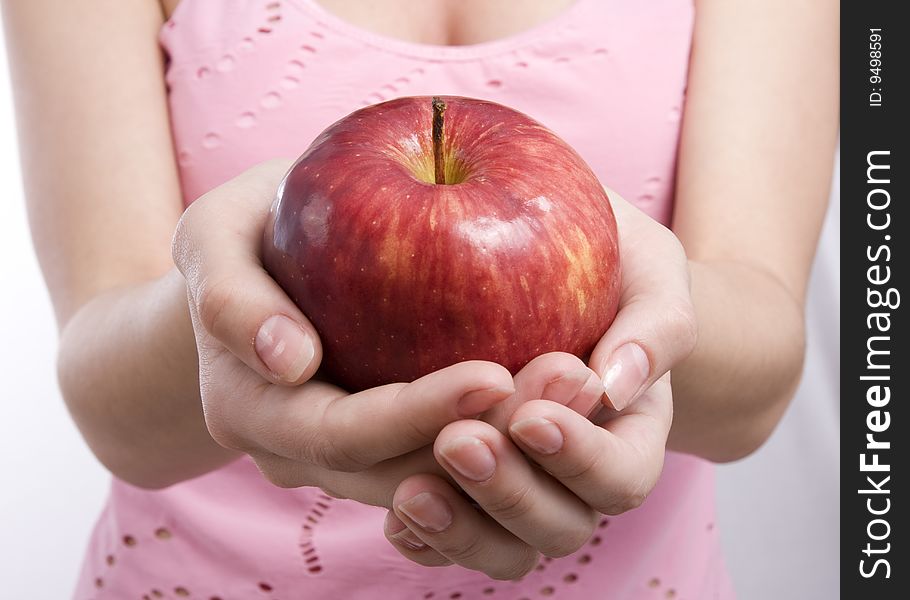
top-left (599, 480), bottom-right (649, 515)
top-left (488, 548), bottom-right (539, 581)
top-left (442, 532), bottom-right (488, 565)
top-left (171, 200), bottom-right (212, 279)
top-left (254, 456), bottom-right (305, 489)
top-left (482, 485), bottom-right (536, 521)
top-left (541, 519), bottom-right (596, 558)
top-left (200, 403), bottom-right (244, 452)
top-left (314, 436), bottom-right (370, 472)
top-left (401, 417), bottom-right (436, 450)
top-left (313, 402), bottom-right (373, 472)
top-left (197, 357), bottom-right (263, 453)
top-left (665, 302), bottom-right (698, 356)
top-left (170, 208), bottom-right (194, 270)
top-left (195, 276), bottom-right (239, 338)
top-left (205, 421), bottom-right (235, 450)
top-left (661, 224), bottom-right (688, 258)
top-left (392, 384), bottom-right (436, 446)
top-left (260, 467), bottom-right (298, 489)
top-left (398, 547), bottom-right (453, 567)
top-left (205, 421), bottom-right (251, 455)
top-left (555, 446), bottom-right (604, 484)
top-left (205, 422), bottom-right (239, 451)
top-left (319, 487), bottom-right (349, 501)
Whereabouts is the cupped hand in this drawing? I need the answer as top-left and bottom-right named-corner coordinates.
top-left (171, 160), bottom-right (514, 489)
top-left (173, 168), bottom-right (693, 581)
top-left (590, 187), bottom-right (697, 413)
top-left (383, 190), bottom-right (695, 579)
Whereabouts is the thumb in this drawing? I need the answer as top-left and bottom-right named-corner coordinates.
top-left (173, 159), bottom-right (323, 385)
top-left (590, 190), bottom-right (697, 410)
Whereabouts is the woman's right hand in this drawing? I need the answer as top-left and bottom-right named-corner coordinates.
top-left (171, 160), bottom-right (514, 489)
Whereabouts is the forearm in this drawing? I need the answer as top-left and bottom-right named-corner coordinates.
top-left (58, 267), bottom-right (239, 488)
top-left (667, 259), bottom-right (806, 462)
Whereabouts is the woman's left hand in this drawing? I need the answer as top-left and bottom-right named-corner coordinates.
top-left (384, 190), bottom-right (696, 579)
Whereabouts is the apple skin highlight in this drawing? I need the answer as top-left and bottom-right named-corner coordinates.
top-left (263, 96), bottom-right (621, 392)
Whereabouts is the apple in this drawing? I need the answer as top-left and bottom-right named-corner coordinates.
top-left (262, 96), bottom-right (621, 392)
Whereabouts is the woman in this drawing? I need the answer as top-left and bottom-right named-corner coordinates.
top-left (2, 0), bottom-right (838, 597)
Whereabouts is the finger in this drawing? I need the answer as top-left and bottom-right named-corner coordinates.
top-left (393, 474), bottom-right (539, 580)
top-left (310, 447), bottom-right (446, 507)
top-left (435, 420), bottom-right (597, 557)
top-left (591, 191), bottom-right (697, 410)
top-left (173, 159), bottom-right (323, 385)
top-left (249, 442), bottom-right (449, 507)
top-left (236, 361), bottom-right (514, 471)
top-left (485, 353), bottom-right (604, 427)
top-left (384, 511), bottom-right (452, 566)
top-left (520, 352), bottom-right (606, 417)
top-left (508, 376), bottom-right (672, 515)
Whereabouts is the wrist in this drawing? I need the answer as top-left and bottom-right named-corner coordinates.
top-left (667, 258), bottom-right (806, 461)
top-left (58, 268), bottom-right (236, 488)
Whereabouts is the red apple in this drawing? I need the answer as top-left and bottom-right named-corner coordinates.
top-left (262, 96), bottom-right (620, 392)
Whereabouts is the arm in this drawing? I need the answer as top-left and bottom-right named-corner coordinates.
top-left (669, 0), bottom-right (839, 460)
top-left (342, 7), bottom-right (841, 575)
top-left (378, 2), bottom-right (839, 568)
top-left (3, 1), bottom-right (514, 492)
top-left (270, 0), bottom-right (840, 577)
top-left (1, 0), bottom-right (232, 487)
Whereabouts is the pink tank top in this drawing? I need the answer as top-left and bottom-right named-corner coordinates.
top-left (74, 1), bottom-right (735, 598)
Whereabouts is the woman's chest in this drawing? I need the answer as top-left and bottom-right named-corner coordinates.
top-left (161, 0), bottom-right (694, 228)
top-left (162, 0), bottom-right (576, 46)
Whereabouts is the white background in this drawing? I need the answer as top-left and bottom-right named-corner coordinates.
top-left (0, 21), bottom-right (111, 598)
top-left (716, 158), bottom-right (840, 600)
top-left (0, 24), bottom-right (839, 600)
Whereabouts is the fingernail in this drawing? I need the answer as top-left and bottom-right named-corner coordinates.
top-left (398, 492), bottom-right (453, 533)
top-left (385, 511), bottom-right (407, 535)
top-left (602, 343), bottom-right (650, 411)
top-left (385, 512), bottom-right (427, 550)
top-left (541, 368), bottom-right (592, 405)
top-left (255, 315), bottom-right (314, 382)
top-left (575, 372), bottom-right (608, 418)
top-left (393, 529), bottom-right (427, 550)
top-left (439, 436), bottom-right (496, 482)
top-left (510, 417), bottom-right (564, 455)
top-left (457, 385), bottom-right (514, 418)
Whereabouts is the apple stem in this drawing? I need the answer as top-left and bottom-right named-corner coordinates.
top-left (432, 97), bottom-right (446, 185)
